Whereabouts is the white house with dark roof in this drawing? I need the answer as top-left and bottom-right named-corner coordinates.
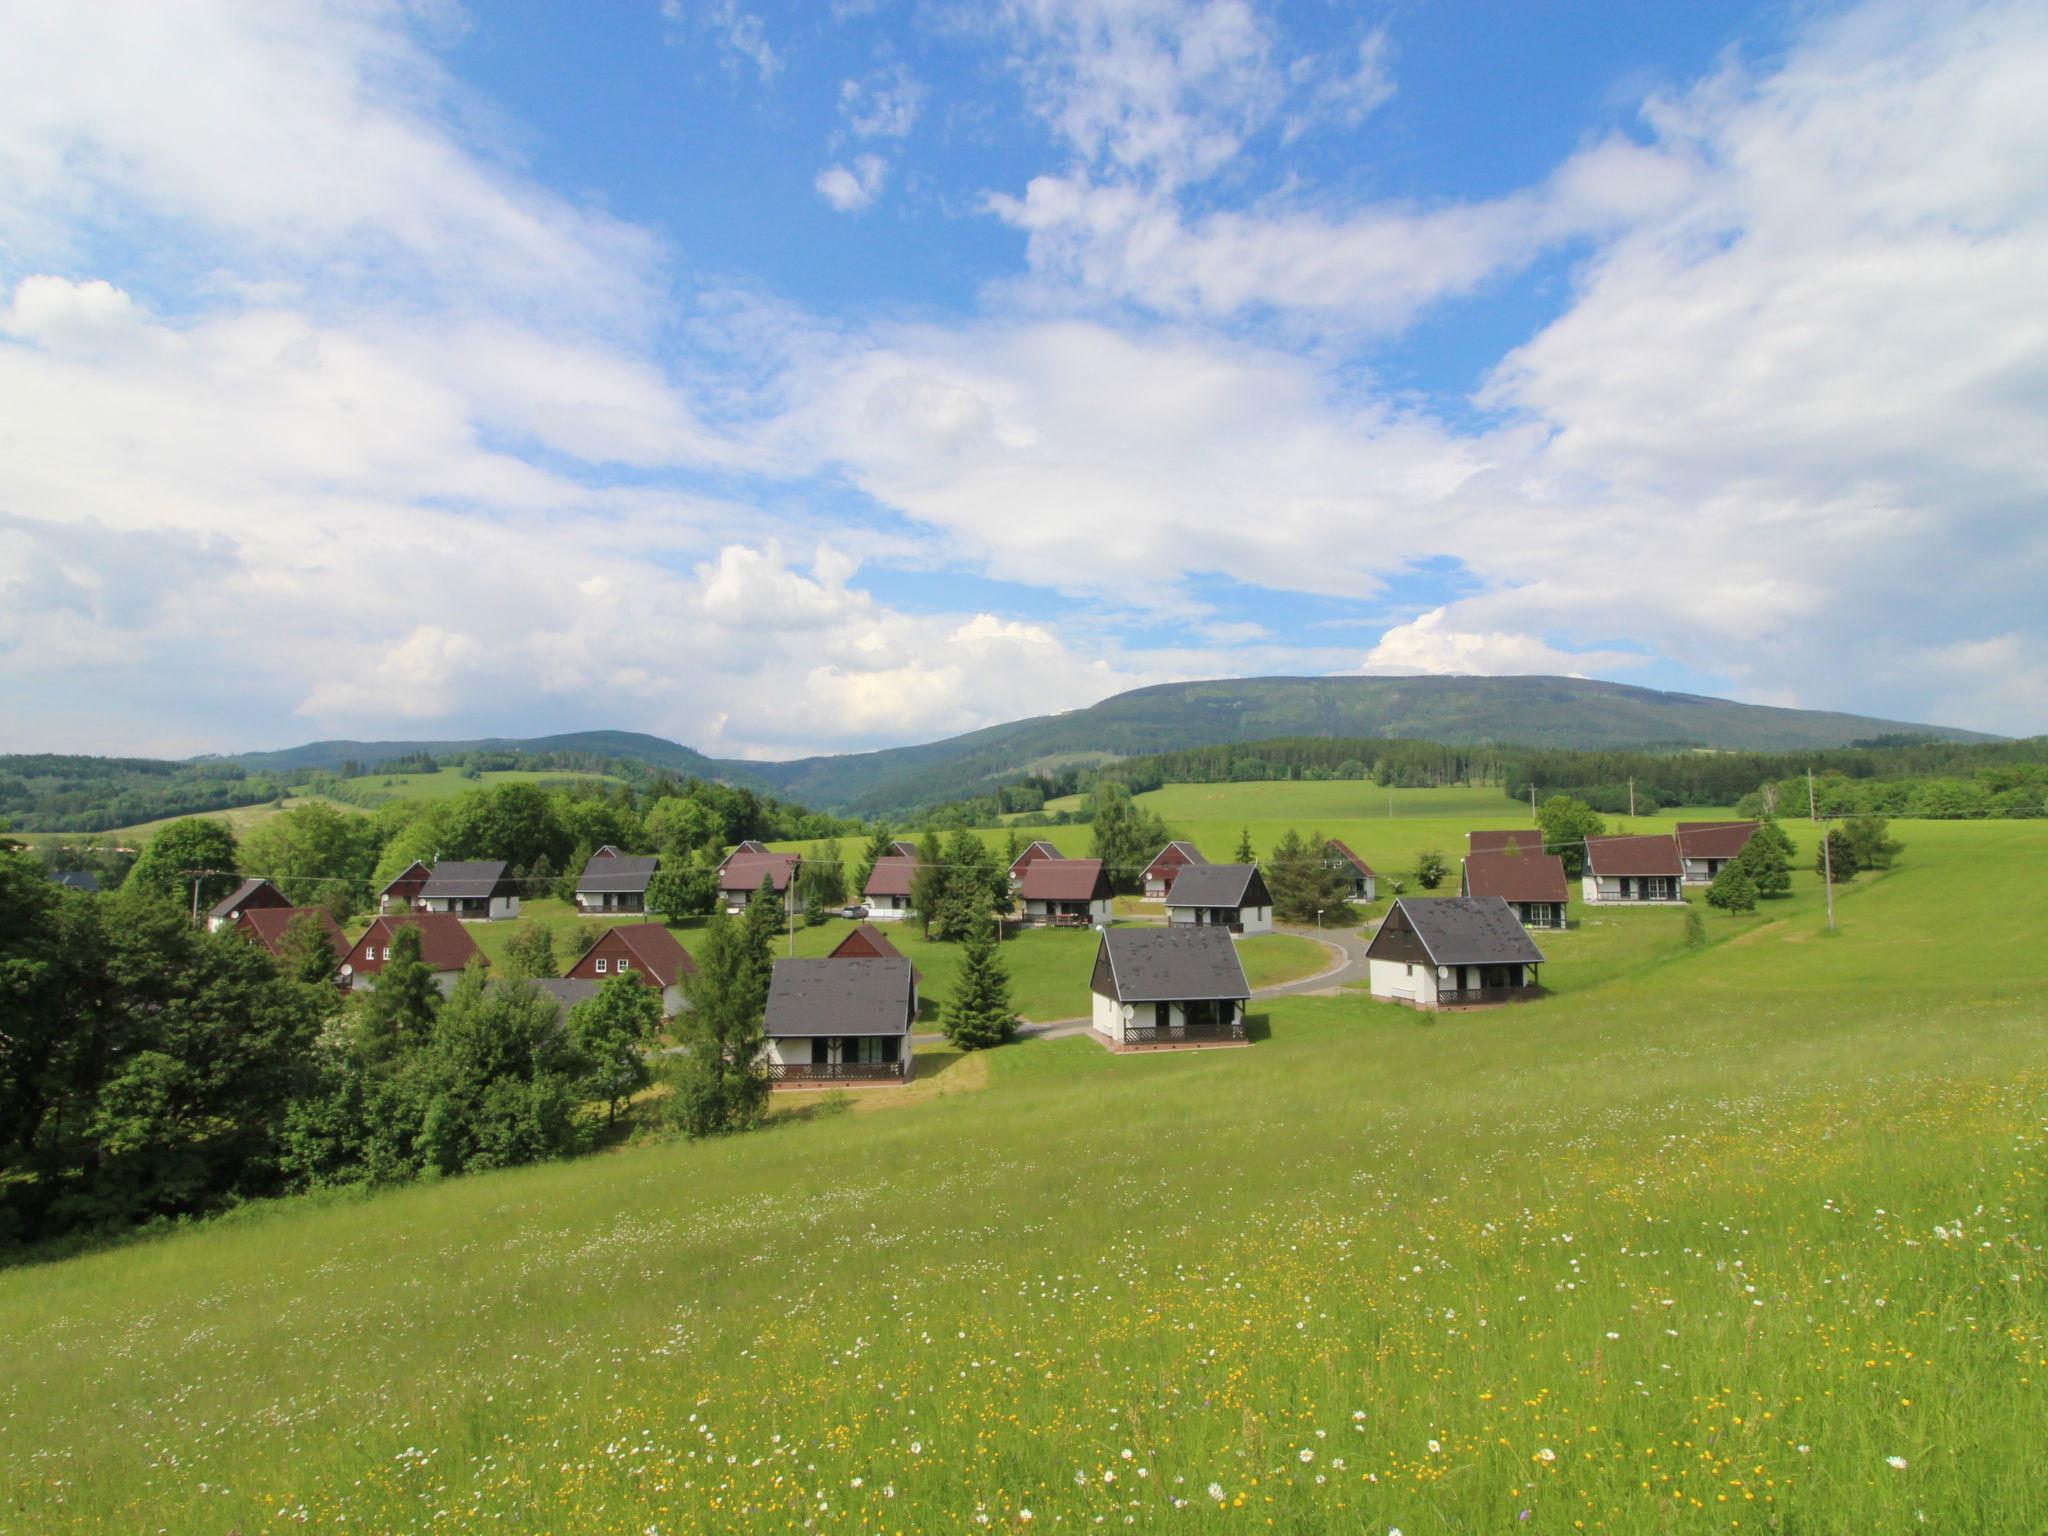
top-left (1163, 863), bottom-right (1273, 934)
top-left (1325, 838), bottom-right (1377, 902)
top-left (1364, 896), bottom-right (1546, 1008)
top-left (417, 860), bottom-right (520, 921)
top-left (1090, 926), bottom-right (1252, 1048)
top-left (762, 955), bottom-right (916, 1085)
top-left (573, 851), bottom-right (659, 915)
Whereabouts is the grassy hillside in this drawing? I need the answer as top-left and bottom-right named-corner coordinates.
top-left (3, 809), bottom-right (2043, 1532)
top-left (317, 765), bottom-right (623, 808)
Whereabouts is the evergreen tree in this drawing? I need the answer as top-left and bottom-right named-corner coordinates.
top-left (567, 973), bottom-right (662, 1126)
top-left (1265, 829), bottom-right (1351, 923)
top-left (502, 922), bottom-right (560, 980)
top-left (1233, 827), bottom-right (1255, 864)
top-left (277, 910), bottom-right (342, 987)
top-left (1730, 832), bottom-right (1791, 899)
top-left (1412, 849), bottom-right (1450, 891)
top-left (745, 870), bottom-right (786, 944)
top-left (1818, 826), bottom-right (1861, 880)
top-left (851, 825), bottom-right (896, 901)
top-left (942, 912), bottom-right (1019, 1050)
top-left (909, 831), bottom-right (947, 938)
top-left (352, 925), bottom-right (441, 1070)
top-left (1536, 795), bottom-right (1605, 878)
top-left (1706, 864), bottom-right (1759, 913)
top-left (1088, 782), bottom-right (1169, 893)
top-left (668, 911), bottom-right (771, 1138)
top-left (799, 838), bottom-right (846, 924)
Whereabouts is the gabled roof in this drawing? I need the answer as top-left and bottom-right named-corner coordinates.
top-left (764, 956), bottom-right (914, 1038)
top-left (342, 912), bottom-right (484, 975)
top-left (1468, 829), bottom-right (1549, 856)
top-left (863, 855), bottom-right (919, 898)
top-left (1008, 839), bottom-right (1064, 874)
top-left (576, 853), bottom-right (658, 894)
top-left (1094, 926), bottom-right (1251, 1003)
top-left (576, 922), bottom-right (696, 987)
top-left (1584, 834), bottom-right (1684, 877)
top-left (1019, 857), bottom-right (1111, 902)
top-left (420, 860), bottom-right (514, 899)
top-left (1325, 838), bottom-right (1374, 876)
top-left (1142, 840), bottom-right (1208, 877)
top-left (718, 851), bottom-right (800, 893)
top-left (718, 840), bottom-right (773, 869)
top-left (208, 877), bottom-right (286, 920)
top-left (830, 922), bottom-right (924, 984)
top-left (1676, 821), bottom-right (1760, 860)
top-left (49, 869), bottom-right (100, 892)
top-left (1375, 896), bottom-right (1546, 967)
top-left (377, 860), bottom-right (432, 895)
top-left (888, 840), bottom-right (922, 859)
top-left (237, 905), bottom-right (348, 958)
top-left (1462, 851), bottom-right (1569, 905)
top-left (1163, 863), bottom-right (1267, 910)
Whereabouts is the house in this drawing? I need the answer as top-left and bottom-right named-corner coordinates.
top-left (717, 839), bottom-right (772, 871)
top-left (206, 877), bottom-right (292, 933)
top-left (716, 849), bottom-right (802, 914)
top-left (888, 840), bottom-right (922, 859)
top-left (573, 851), bottom-right (659, 915)
top-left (1676, 821), bottom-right (1760, 884)
top-left (1140, 840), bottom-right (1208, 898)
top-left (235, 905), bottom-right (349, 961)
top-left (1325, 838), bottom-right (1377, 902)
top-left (762, 955), bottom-right (916, 1085)
top-left (1089, 926), bottom-right (1251, 1049)
top-left (1364, 897), bottom-right (1546, 1009)
top-left (565, 922), bottom-right (696, 1016)
top-left (1582, 835), bottom-right (1686, 904)
top-left (862, 855), bottom-right (919, 919)
top-left (1468, 829), bottom-right (1550, 857)
top-left (1007, 839), bottom-right (1064, 886)
top-left (417, 860), bottom-right (520, 921)
top-left (1163, 863), bottom-right (1274, 934)
top-left (377, 860), bottom-right (432, 915)
top-left (338, 913), bottom-right (483, 995)
top-left (830, 921), bottom-right (923, 1013)
top-left (1017, 858), bottom-right (1114, 926)
top-left (1461, 850), bottom-right (1570, 929)
top-left (48, 869), bottom-right (100, 893)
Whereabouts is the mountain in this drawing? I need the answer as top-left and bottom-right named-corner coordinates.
top-left (211, 730), bottom-right (772, 790)
top-left (725, 675), bottom-right (1999, 814)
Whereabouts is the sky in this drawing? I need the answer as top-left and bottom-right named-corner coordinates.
top-left (0, 0), bottom-right (2043, 760)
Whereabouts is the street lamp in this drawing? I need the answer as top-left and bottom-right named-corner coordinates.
top-left (1316, 908), bottom-right (1324, 932)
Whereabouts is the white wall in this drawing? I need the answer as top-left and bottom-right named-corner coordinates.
top-left (1092, 990), bottom-right (1123, 1041)
top-left (661, 982), bottom-right (686, 1018)
top-left (1367, 957), bottom-right (1433, 1005)
top-left (1239, 905), bottom-right (1273, 936)
top-left (769, 1036), bottom-right (814, 1066)
top-left (490, 894), bottom-right (518, 921)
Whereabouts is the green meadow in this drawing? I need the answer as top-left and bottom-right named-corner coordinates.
top-left (323, 766), bottom-right (624, 806)
top-left (3, 798), bottom-right (2045, 1533)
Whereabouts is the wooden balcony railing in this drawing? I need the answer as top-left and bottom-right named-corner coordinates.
top-left (767, 1060), bottom-right (911, 1084)
top-left (1122, 1020), bottom-right (1247, 1046)
top-left (1436, 985), bottom-right (1543, 1007)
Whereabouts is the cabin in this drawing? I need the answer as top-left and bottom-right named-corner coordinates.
top-left (1461, 850), bottom-right (1569, 929)
top-left (376, 860), bottom-right (432, 915)
top-left (717, 839), bottom-right (773, 871)
top-left (573, 851), bottom-right (658, 915)
top-left (48, 869), bottom-right (100, 893)
top-left (1582, 835), bottom-right (1686, 904)
top-left (888, 840), bottom-right (922, 859)
top-left (861, 855), bottom-right (918, 919)
top-left (338, 912), bottom-right (483, 995)
top-left (566, 922), bottom-right (695, 1016)
top-left (1365, 896), bottom-right (1546, 1009)
top-left (417, 860), bottom-right (520, 921)
top-left (1007, 839), bottom-right (1064, 886)
top-left (1089, 926), bottom-right (1251, 1049)
top-left (716, 850), bottom-right (802, 914)
top-left (1163, 863), bottom-right (1274, 935)
top-left (1017, 858), bottom-right (1114, 926)
top-left (1676, 821), bottom-right (1760, 884)
top-left (830, 922), bottom-right (923, 1012)
top-left (762, 956), bottom-right (916, 1085)
top-left (206, 877), bottom-right (291, 933)
top-left (235, 905), bottom-right (349, 961)
top-left (1325, 838), bottom-right (1377, 902)
top-left (1467, 829), bottom-right (1550, 857)
top-left (1141, 840), bottom-right (1208, 898)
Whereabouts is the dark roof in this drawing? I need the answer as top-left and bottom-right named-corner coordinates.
top-left (764, 956), bottom-right (913, 1038)
top-left (889, 841), bottom-right (922, 858)
top-left (721, 840), bottom-right (772, 865)
top-left (49, 869), bottom-right (100, 892)
top-left (576, 853), bottom-right (658, 894)
top-left (1143, 840), bottom-right (1208, 876)
top-left (718, 852), bottom-right (800, 892)
top-left (487, 977), bottom-right (601, 1022)
top-left (1163, 863), bottom-right (1266, 910)
top-left (1019, 857), bottom-right (1110, 902)
top-left (1094, 927), bottom-right (1251, 1003)
top-left (864, 855), bottom-right (919, 898)
top-left (1585, 835), bottom-right (1684, 877)
top-left (420, 860), bottom-right (513, 899)
top-left (1325, 838), bottom-right (1374, 877)
top-left (1463, 851), bottom-right (1569, 904)
top-left (1676, 821), bottom-right (1759, 859)
top-left (1008, 839), bottom-right (1064, 873)
top-left (1468, 829), bottom-right (1549, 855)
top-left (377, 860), bottom-right (431, 895)
top-left (208, 877), bottom-right (285, 919)
top-left (237, 905), bottom-right (348, 957)
top-left (343, 913), bottom-right (484, 975)
top-left (830, 922), bottom-right (924, 984)
top-left (1379, 896), bottom-right (1547, 966)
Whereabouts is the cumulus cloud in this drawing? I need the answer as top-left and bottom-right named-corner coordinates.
top-left (815, 155), bottom-right (889, 212)
top-left (839, 63), bottom-right (924, 139)
top-left (1358, 609), bottom-right (1643, 680)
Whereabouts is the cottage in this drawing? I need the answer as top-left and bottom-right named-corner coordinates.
top-left (762, 956), bottom-right (916, 1085)
top-left (1461, 850), bottom-right (1569, 929)
top-left (861, 854), bottom-right (918, 919)
top-left (1468, 828), bottom-right (1550, 856)
top-left (1140, 840), bottom-right (1208, 898)
top-left (1007, 839), bottom-right (1064, 886)
top-left (1582, 835), bottom-right (1686, 904)
top-left (376, 860), bottom-right (432, 915)
top-left (206, 876), bottom-right (292, 933)
top-left (338, 912), bottom-right (483, 995)
top-left (1325, 838), bottom-right (1377, 902)
top-left (1365, 897), bottom-right (1545, 1008)
top-left (830, 922), bottom-right (923, 1012)
top-left (573, 851), bottom-right (659, 915)
top-left (235, 904), bottom-right (349, 960)
top-left (1017, 858), bottom-right (1114, 926)
top-left (1676, 821), bottom-right (1760, 884)
top-left (566, 922), bottom-right (695, 1016)
top-left (1163, 863), bottom-right (1274, 934)
top-left (1089, 926), bottom-right (1251, 1048)
top-left (888, 840), bottom-right (922, 859)
top-left (417, 860), bottom-right (521, 921)
top-left (716, 850), bottom-right (802, 914)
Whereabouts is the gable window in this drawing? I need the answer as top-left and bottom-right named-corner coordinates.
top-left (616, 959), bottom-right (631, 973)
top-left (595, 958), bottom-right (609, 973)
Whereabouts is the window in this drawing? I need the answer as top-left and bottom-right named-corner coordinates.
top-left (366, 947), bottom-right (378, 962)
top-left (616, 959), bottom-right (631, 973)
top-left (595, 958), bottom-right (608, 973)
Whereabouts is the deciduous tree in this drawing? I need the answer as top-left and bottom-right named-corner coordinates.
top-left (126, 818), bottom-right (240, 910)
top-left (1536, 796), bottom-right (1605, 879)
top-left (567, 973), bottom-right (662, 1126)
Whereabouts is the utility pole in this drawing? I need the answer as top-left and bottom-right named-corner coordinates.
top-left (1807, 768), bottom-right (1819, 824)
top-left (190, 871), bottom-right (203, 926)
top-left (1820, 819), bottom-right (1837, 932)
top-left (1529, 783), bottom-right (1537, 822)
top-left (1628, 777), bottom-right (1636, 820)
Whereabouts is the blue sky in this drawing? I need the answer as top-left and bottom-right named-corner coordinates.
top-left (1, 0), bottom-right (2043, 757)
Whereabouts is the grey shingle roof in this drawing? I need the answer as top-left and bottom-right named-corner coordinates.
top-left (1162, 863), bottom-right (1266, 910)
top-left (576, 853), bottom-right (658, 894)
top-left (764, 956), bottom-right (914, 1038)
top-left (50, 869), bottom-right (101, 892)
top-left (1095, 926), bottom-right (1251, 1003)
top-left (420, 860), bottom-right (513, 899)
top-left (1390, 896), bottom-right (1547, 966)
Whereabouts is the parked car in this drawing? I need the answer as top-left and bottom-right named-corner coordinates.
top-left (836, 903), bottom-right (870, 920)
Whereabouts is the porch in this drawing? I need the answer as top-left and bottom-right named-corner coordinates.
top-left (767, 1059), bottom-right (914, 1087)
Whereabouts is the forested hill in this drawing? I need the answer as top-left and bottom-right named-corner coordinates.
top-left (212, 731), bottom-right (768, 790)
top-left (726, 676), bottom-right (1998, 815)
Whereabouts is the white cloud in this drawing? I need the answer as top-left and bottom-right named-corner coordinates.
top-left (840, 63), bottom-right (925, 139)
top-left (1358, 609), bottom-right (1642, 680)
top-left (668, 0), bottom-right (782, 83)
top-left (815, 155), bottom-right (889, 213)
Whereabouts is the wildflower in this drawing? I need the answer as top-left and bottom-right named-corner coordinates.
top-left (1020, 1512), bottom-right (1033, 1524)
top-left (1352, 1410), bottom-right (1366, 1421)
top-left (1536, 1448), bottom-right (1557, 1464)
top-left (1887, 1455), bottom-right (1909, 1470)
top-left (1300, 1449), bottom-right (1315, 1463)
top-left (851, 1478), bottom-right (863, 1489)
top-left (1121, 1448), bottom-right (1133, 1460)
top-left (1208, 1483), bottom-right (1226, 1502)
top-left (1797, 1445), bottom-right (1811, 1455)
top-left (1426, 1439), bottom-right (1440, 1454)
top-left (910, 1442), bottom-right (922, 1455)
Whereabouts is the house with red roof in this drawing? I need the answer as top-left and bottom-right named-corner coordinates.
top-left (1140, 841), bottom-right (1207, 898)
top-left (338, 912), bottom-right (483, 995)
top-left (206, 877), bottom-right (291, 933)
top-left (1676, 821), bottom-right (1760, 884)
top-left (1467, 829), bottom-right (1550, 857)
top-left (1007, 839), bottom-right (1064, 887)
top-left (1461, 850), bottom-right (1570, 929)
top-left (235, 905), bottom-right (349, 963)
top-left (376, 860), bottom-right (432, 915)
top-left (1017, 858), bottom-right (1113, 926)
top-left (861, 854), bottom-right (919, 920)
top-left (716, 848), bottom-right (803, 915)
top-left (566, 922), bottom-right (696, 1016)
top-left (1582, 835), bottom-right (1686, 905)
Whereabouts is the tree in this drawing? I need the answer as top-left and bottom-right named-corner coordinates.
top-left (277, 910), bottom-right (342, 987)
top-left (1088, 782), bottom-right (1170, 893)
top-left (1536, 796), bottom-right (1606, 879)
top-left (850, 825), bottom-right (896, 902)
top-left (567, 974), bottom-right (662, 1126)
top-left (502, 922), bottom-right (560, 980)
top-left (1730, 830), bottom-right (1792, 900)
top-left (667, 911), bottom-right (771, 1138)
top-left (126, 818), bottom-right (240, 911)
top-left (943, 912), bottom-right (1019, 1050)
top-left (645, 794), bottom-right (720, 857)
top-left (239, 802), bottom-right (382, 918)
top-left (648, 848), bottom-right (717, 918)
top-left (1844, 815), bottom-right (1902, 871)
top-left (799, 838), bottom-right (847, 925)
top-left (745, 870), bottom-right (786, 943)
top-left (909, 831), bottom-right (948, 938)
top-left (411, 966), bottom-right (586, 1175)
top-left (1682, 905), bottom-right (1708, 948)
top-left (351, 925), bottom-right (441, 1071)
top-left (1818, 826), bottom-right (1861, 881)
top-left (1233, 827), bottom-right (1255, 864)
top-left (439, 782), bottom-right (569, 873)
top-left (1265, 829), bottom-right (1351, 924)
top-left (1412, 849), bottom-right (1450, 891)
top-left (1706, 864), bottom-right (1758, 913)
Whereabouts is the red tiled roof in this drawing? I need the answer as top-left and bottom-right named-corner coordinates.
top-left (343, 913), bottom-right (483, 975)
top-left (1020, 857), bottom-right (1110, 902)
top-left (236, 905), bottom-right (348, 958)
top-left (718, 852), bottom-right (800, 893)
top-left (1468, 829), bottom-right (1549, 855)
top-left (1463, 851), bottom-right (1569, 904)
top-left (1676, 821), bottom-right (1759, 859)
top-left (863, 855), bottom-right (918, 898)
top-left (1585, 834), bottom-right (1684, 877)
top-left (831, 922), bottom-right (923, 984)
top-left (1142, 841), bottom-right (1206, 877)
top-left (569, 923), bottom-right (695, 987)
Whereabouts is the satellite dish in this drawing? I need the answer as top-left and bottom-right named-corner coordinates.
top-left (1121, 1004), bottom-right (1134, 1021)
top-left (338, 963), bottom-right (353, 977)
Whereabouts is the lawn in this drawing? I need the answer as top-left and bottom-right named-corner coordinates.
top-left (4, 818), bottom-right (2044, 1533)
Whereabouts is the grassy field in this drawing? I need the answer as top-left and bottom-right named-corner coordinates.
top-left (320, 766), bottom-right (623, 807)
top-left (4, 808), bottom-right (2045, 1533)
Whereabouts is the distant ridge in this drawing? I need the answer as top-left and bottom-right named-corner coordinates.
top-left (208, 729), bottom-right (772, 792)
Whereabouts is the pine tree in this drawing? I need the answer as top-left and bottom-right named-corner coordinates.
top-left (502, 922), bottom-right (560, 980)
top-left (746, 870), bottom-right (786, 941)
top-left (278, 910), bottom-right (342, 986)
top-left (942, 912), bottom-right (1018, 1050)
top-left (850, 825), bottom-right (895, 903)
top-left (1233, 827), bottom-right (1255, 864)
top-left (910, 831), bottom-right (947, 938)
top-left (668, 911), bottom-right (771, 1137)
top-left (1706, 864), bottom-right (1758, 913)
top-left (1818, 827), bottom-right (1861, 880)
